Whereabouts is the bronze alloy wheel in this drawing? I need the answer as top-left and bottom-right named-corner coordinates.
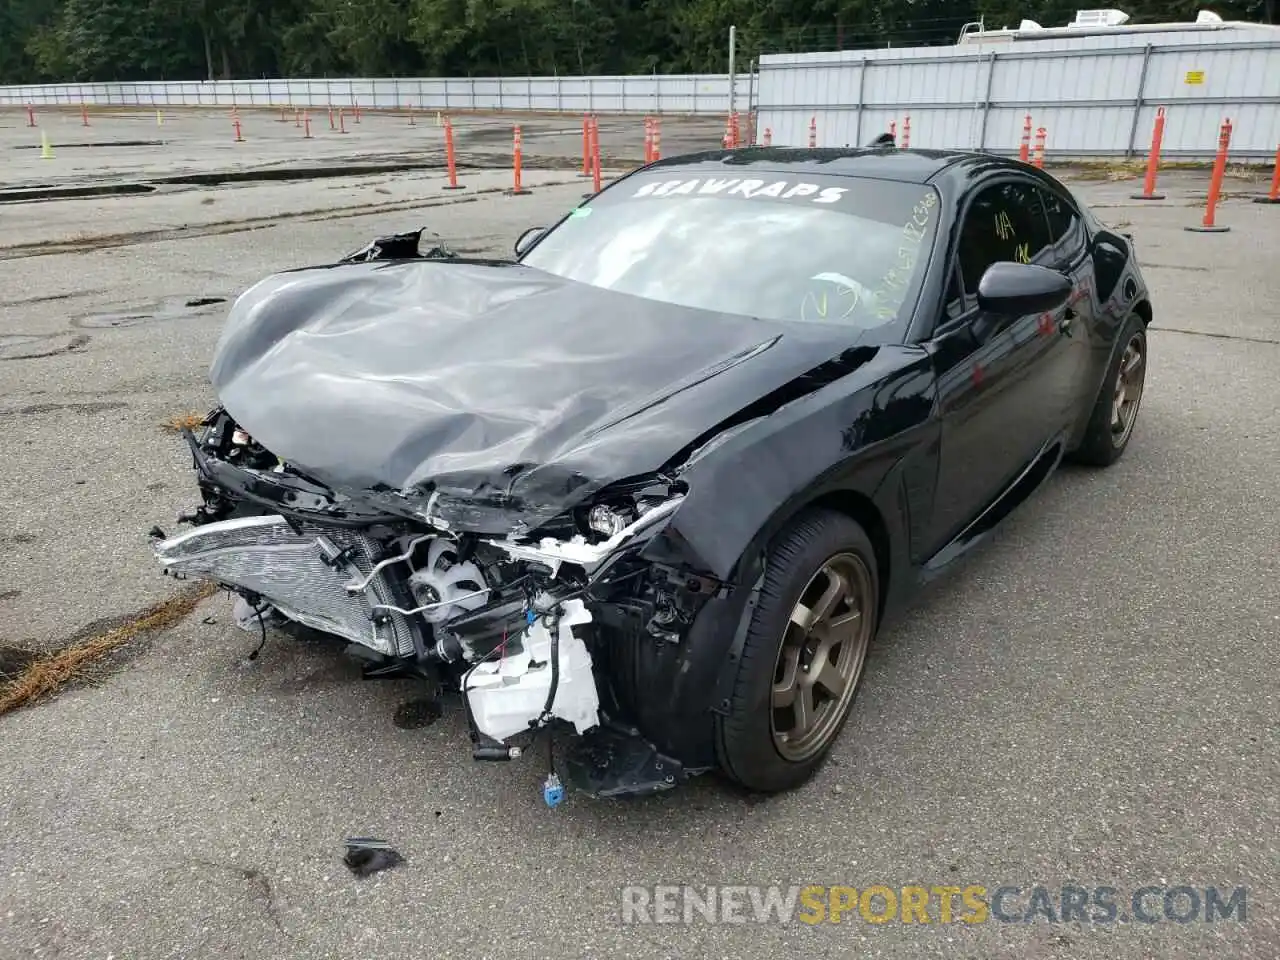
top-left (1110, 332), bottom-right (1146, 448)
top-left (770, 552), bottom-right (874, 762)
top-left (1068, 314), bottom-right (1147, 468)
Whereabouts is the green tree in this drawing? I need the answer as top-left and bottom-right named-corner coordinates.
top-left (0, 0), bottom-right (1273, 84)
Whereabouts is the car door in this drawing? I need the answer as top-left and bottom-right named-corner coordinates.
top-left (1037, 183), bottom-right (1099, 427)
top-left (921, 178), bottom-right (1075, 556)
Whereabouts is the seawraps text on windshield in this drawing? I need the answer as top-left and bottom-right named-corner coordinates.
top-left (631, 178), bottom-right (849, 204)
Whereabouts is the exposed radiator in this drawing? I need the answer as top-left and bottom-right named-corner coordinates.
top-left (154, 515), bottom-right (417, 657)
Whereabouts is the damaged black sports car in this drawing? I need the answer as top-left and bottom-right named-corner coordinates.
top-left (153, 145), bottom-right (1151, 801)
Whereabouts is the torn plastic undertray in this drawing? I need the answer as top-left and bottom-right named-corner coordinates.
top-left (343, 838), bottom-right (406, 876)
top-left (561, 721), bottom-right (705, 799)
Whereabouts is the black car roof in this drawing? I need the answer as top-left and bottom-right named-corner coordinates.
top-left (643, 147), bottom-right (1000, 186)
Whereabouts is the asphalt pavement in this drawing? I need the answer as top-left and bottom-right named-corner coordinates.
top-left (0, 109), bottom-right (1277, 960)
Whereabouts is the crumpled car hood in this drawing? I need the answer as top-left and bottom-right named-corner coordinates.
top-left (209, 259), bottom-right (873, 526)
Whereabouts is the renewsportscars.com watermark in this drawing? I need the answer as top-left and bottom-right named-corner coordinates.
top-left (621, 884), bottom-right (1249, 926)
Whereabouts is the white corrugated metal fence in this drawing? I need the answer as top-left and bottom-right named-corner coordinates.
top-left (755, 29), bottom-right (1280, 158)
top-left (4, 29), bottom-right (1278, 158)
top-left (0, 75), bottom-right (731, 116)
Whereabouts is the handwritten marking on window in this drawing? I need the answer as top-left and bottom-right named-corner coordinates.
top-left (994, 210), bottom-right (1016, 241)
top-left (874, 191), bottom-right (938, 311)
top-left (1015, 242), bottom-right (1030, 264)
top-left (910, 192), bottom-right (937, 227)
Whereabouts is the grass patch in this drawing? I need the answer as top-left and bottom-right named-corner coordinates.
top-left (0, 582), bottom-right (216, 716)
top-left (163, 411), bottom-right (206, 433)
top-left (1224, 164), bottom-right (1269, 182)
top-left (1065, 159), bottom-right (1147, 181)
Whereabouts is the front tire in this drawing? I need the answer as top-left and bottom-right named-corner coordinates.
top-left (715, 509), bottom-right (879, 793)
top-left (1071, 313), bottom-right (1147, 466)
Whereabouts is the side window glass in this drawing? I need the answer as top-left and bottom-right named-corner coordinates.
top-left (957, 182), bottom-right (1054, 293)
top-left (1039, 187), bottom-right (1084, 264)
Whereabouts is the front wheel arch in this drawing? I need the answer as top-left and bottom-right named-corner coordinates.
top-left (714, 507), bottom-right (881, 792)
top-left (708, 483), bottom-right (892, 631)
top-left (802, 490), bottom-right (891, 623)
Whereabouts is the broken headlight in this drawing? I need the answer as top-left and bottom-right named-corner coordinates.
top-left (586, 496), bottom-right (672, 540)
top-left (587, 503), bottom-right (634, 539)
top-left (485, 494), bottom-right (685, 578)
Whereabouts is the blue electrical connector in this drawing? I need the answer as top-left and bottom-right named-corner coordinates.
top-left (526, 607), bottom-right (537, 625)
top-left (543, 772), bottom-right (565, 808)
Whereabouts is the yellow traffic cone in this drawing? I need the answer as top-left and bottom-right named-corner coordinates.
top-left (40, 130), bottom-right (53, 159)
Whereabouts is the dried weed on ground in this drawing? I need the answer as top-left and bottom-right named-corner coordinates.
top-left (0, 582), bottom-right (216, 716)
top-left (1064, 160), bottom-right (1147, 181)
top-left (162, 411), bottom-right (206, 432)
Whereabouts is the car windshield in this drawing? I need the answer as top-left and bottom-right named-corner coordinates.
top-left (520, 171), bottom-right (941, 334)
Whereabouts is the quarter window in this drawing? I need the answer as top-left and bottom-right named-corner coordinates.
top-left (1038, 187), bottom-right (1085, 265)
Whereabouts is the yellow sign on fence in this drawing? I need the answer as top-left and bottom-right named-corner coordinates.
top-left (1184, 70), bottom-right (1205, 85)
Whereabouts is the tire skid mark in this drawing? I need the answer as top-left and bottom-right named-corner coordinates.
top-left (0, 332), bottom-right (91, 361)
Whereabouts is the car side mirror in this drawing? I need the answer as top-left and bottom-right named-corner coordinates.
top-left (977, 261), bottom-right (1072, 316)
top-left (514, 226), bottom-right (545, 258)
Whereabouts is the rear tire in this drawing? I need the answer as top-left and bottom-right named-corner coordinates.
top-left (1071, 313), bottom-right (1147, 467)
top-left (715, 509), bottom-right (879, 794)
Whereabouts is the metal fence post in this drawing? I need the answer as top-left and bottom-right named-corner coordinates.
top-left (977, 51), bottom-right (997, 151)
top-left (853, 59), bottom-right (867, 144)
top-left (728, 25), bottom-right (737, 118)
top-left (1126, 44), bottom-right (1154, 158)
